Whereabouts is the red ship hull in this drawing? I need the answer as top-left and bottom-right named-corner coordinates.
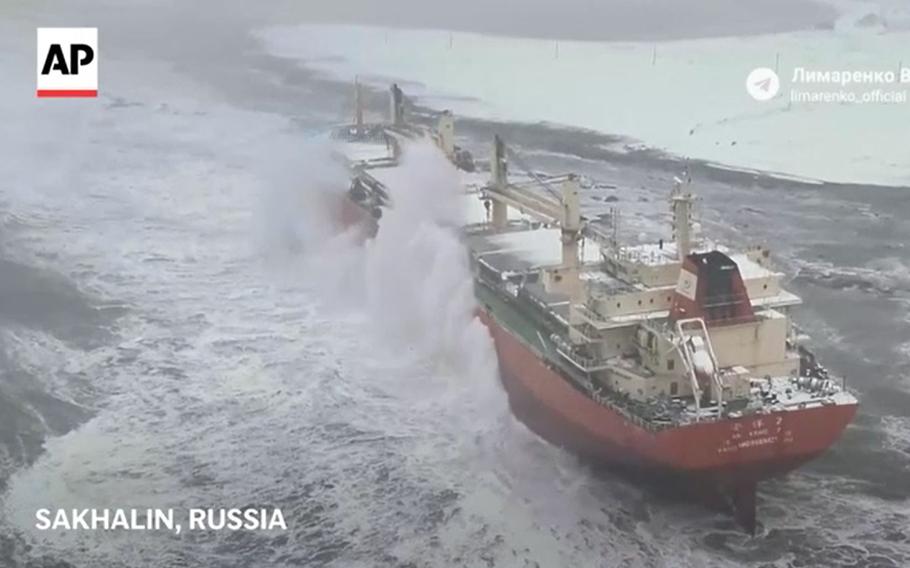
top-left (477, 309), bottom-right (857, 530)
top-left (334, 194), bottom-right (378, 239)
top-left (333, 191), bottom-right (857, 530)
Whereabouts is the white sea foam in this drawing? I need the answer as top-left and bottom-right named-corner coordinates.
top-left (252, 136), bottom-right (352, 256)
top-left (257, 136), bottom-right (501, 391)
top-left (362, 142), bottom-right (496, 379)
top-left (880, 415), bottom-right (910, 455)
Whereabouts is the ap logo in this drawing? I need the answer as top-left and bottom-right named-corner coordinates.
top-left (36, 28), bottom-right (98, 97)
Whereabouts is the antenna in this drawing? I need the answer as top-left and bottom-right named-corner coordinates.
top-left (670, 168), bottom-right (695, 259)
top-left (436, 111), bottom-right (455, 158)
top-left (610, 207), bottom-right (621, 252)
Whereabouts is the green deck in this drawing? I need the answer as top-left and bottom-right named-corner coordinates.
top-left (474, 277), bottom-right (672, 432)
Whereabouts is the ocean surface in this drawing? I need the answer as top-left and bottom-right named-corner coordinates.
top-left (2, 1), bottom-right (910, 566)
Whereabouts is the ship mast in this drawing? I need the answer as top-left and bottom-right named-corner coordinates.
top-left (436, 111), bottom-right (456, 160)
top-left (353, 77), bottom-right (364, 129)
top-left (670, 174), bottom-right (695, 259)
top-left (483, 136), bottom-right (585, 340)
top-left (489, 135), bottom-right (509, 229)
top-left (559, 174), bottom-right (582, 294)
top-left (389, 83), bottom-right (405, 126)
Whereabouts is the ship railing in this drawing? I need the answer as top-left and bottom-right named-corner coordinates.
top-left (569, 356), bottom-right (738, 431)
top-left (551, 344), bottom-right (666, 432)
top-left (585, 280), bottom-right (630, 299)
top-left (542, 323), bottom-right (734, 432)
top-left (608, 246), bottom-right (672, 266)
top-left (483, 283), bottom-right (690, 433)
top-left (555, 352), bottom-right (686, 432)
top-left (568, 322), bottom-right (604, 345)
top-left (588, 388), bottom-right (671, 432)
top-left (705, 297), bottom-right (787, 325)
top-left (591, 381), bottom-right (761, 432)
top-left (555, 347), bottom-right (612, 373)
top-left (574, 302), bottom-right (607, 324)
top-left (551, 333), bottom-right (612, 371)
top-left (701, 293), bottom-right (751, 310)
top-left (706, 314), bottom-right (760, 326)
top-left (579, 362), bottom-right (685, 432)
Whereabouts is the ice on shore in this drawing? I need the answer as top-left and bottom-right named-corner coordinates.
top-left (257, 24), bottom-right (910, 188)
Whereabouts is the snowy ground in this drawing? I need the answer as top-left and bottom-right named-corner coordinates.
top-left (258, 21), bottom-right (910, 188)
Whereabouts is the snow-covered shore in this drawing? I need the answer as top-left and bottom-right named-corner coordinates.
top-left (257, 21), bottom-right (910, 187)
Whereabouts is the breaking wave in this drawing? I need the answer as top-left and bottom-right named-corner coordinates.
top-left (259, 139), bottom-right (499, 392)
top-left (793, 256), bottom-right (910, 297)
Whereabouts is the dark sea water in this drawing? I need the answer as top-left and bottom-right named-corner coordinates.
top-left (1, 1), bottom-right (909, 567)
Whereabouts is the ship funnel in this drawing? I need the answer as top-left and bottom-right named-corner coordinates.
top-left (670, 251), bottom-right (755, 326)
top-left (670, 177), bottom-right (695, 259)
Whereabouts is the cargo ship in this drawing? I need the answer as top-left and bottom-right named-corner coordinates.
top-left (330, 83), bottom-right (859, 533)
top-left (330, 80), bottom-right (475, 237)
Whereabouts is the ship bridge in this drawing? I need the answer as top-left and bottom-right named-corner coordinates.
top-left (467, 134), bottom-right (824, 421)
